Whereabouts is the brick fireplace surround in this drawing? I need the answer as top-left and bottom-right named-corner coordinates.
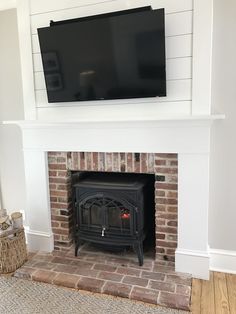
top-left (10, 117), bottom-right (213, 285)
top-left (48, 151), bottom-right (178, 262)
top-left (10, 117), bottom-right (215, 311)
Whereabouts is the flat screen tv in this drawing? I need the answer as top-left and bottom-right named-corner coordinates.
top-left (38, 7), bottom-right (166, 103)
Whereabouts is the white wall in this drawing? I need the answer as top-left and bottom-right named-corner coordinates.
top-left (209, 0), bottom-right (236, 256)
top-left (0, 9), bottom-right (26, 215)
top-left (29, 0), bottom-right (194, 120)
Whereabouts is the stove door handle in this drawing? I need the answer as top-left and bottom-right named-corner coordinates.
top-left (101, 227), bottom-right (106, 237)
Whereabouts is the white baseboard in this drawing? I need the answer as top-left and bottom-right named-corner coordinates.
top-left (175, 248), bottom-right (210, 280)
top-left (210, 249), bottom-right (236, 274)
top-left (25, 227), bottom-right (54, 252)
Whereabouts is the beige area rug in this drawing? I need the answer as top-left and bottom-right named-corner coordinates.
top-left (0, 276), bottom-right (187, 314)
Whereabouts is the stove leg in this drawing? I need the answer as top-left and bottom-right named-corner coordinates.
top-left (75, 240), bottom-right (80, 256)
top-left (134, 242), bottom-right (143, 266)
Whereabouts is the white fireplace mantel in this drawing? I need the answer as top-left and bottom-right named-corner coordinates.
top-left (4, 114), bottom-right (224, 279)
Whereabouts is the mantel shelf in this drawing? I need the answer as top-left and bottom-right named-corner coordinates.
top-left (3, 114), bottom-right (225, 129)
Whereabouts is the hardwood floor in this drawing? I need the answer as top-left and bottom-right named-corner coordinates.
top-left (191, 272), bottom-right (236, 314)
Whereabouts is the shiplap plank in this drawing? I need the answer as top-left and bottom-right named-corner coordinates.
top-left (166, 34), bottom-right (192, 58)
top-left (166, 57), bottom-right (192, 80)
top-left (32, 33), bottom-right (193, 59)
top-left (35, 79), bottom-right (191, 107)
top-left (31, 4), bottom-right (192, 37)
top-left (30, 0), bottom-right (193, 15)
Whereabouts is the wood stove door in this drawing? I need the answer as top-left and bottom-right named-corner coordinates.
top-left (77, 193), bottom-right (136, 237)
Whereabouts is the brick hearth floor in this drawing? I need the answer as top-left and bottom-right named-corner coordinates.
top-left (14, 244), bottom-right (192, 311)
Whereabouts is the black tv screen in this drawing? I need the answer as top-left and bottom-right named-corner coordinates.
top-left (38, 7), bottom-right (166, 103)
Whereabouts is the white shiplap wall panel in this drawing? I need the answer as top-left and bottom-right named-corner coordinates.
top-left (32, 33), bottom-right (192, 58)
top-left (30, 0), bottom-right (192, 15)
top-left (35, 79), bottom-right (191, 107)
top-left (31, 4), bottom-right (192, 37)
top-left (29, 0), bottom-right (193, 115)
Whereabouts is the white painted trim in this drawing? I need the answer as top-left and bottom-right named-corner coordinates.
top-left (176, 248), bottom-right (210, 280)
top-left (210, 249), bottom-right (236, 275)
top-left (26, 229), bottom-right (54, 252)
top-left (16, 0), bottom-right (36, 119)
top-left (0, 0), bottom-right (36, 119)
top-left (4, 114), bottom-right (225, 128)
top-left (192, 0), bottom-right (213, 114)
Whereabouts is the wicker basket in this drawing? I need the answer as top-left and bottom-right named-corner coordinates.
top-left (0, 228), bottom-right (27, 274)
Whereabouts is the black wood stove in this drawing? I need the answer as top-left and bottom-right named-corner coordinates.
top-left (72, 172), bottom-right (154, 266)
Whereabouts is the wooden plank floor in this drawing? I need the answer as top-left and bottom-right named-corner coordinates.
top-left (191, 272), bottom-right (236, 314)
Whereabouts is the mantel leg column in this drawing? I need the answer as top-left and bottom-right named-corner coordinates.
top-left (175, 153), bottom-right (210, 279)
top-left (23, 150), bottom-right (54, 251)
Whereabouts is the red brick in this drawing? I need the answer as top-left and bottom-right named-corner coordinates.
top-left (93, 264), bottom-right (117, 272)
top-left (52, 228), bottom-right (69, 236)
top-left (149, 280), bottom-right (175, 292)
top-left (103, 282), bottom-right (132, 298)
top-left (141, 271), bottom-right (165, 281)
top-left (155, 154), bottom-right (177, 159)
top-left (92, 152), bottom-right (98, 171)
top-left (159, 292), bottom-right (190, 311)
top-left (53, 264), bottom-right (78, 274)
top-left (157, 241), bottom-right (177, 248)
top-left (155, 167), bottom-right (177, 174)
top-left (50, 190), bottom-right (69, 198)
top-left (14, 267), bottom-right (36, 279)
top-left (156, 198), bottom-right (177, 205)
top-left (155, 159), bottom-right (166, 166)
top-left (113, 153), bottom-right (119, 172)
top-left (116, 267), bottom-right (141, 277)
top-left (51, 215), bottom-right (68, 222)
top-left (156, 233), bottom-right (165, 239)
top-left (127, 153), bottom-right (133, 172)
top-left (120, 153), bottom-right (126, 172)
top-left (167, 191), bottom-right (178, 198)
top-left (98, 271), bottom-right (123, 282)
top-left (147, 154), bottom-right (154, 172)
top-left (139, 153), bottom-right (147, 173)
top-left (176, 284), bottom-right (191, 296)
top-left (157, 213), bottom-right (177, 220)
top-left (105, 153), bottom-right (113, 171)
top-left (155, 183), bottom-right (177, 190)
top-left (156, 190), bottom-right (165, 197)
top-left (167, 221), bottom-right (178, 227)
top-left (33, 261), bottom-right (54, 270)
top-left (32, 270), bottom-right (57, 284)
top-left (49, 164), bottom-right (67, 170)
top-left (75, 268), bottom-right (99, 277)
top-left (56, 157), bottom-right (66, 163)
top-left (86, 152), bottom-right (92, 170)
top-left (53, 273), bottom-right (80, 288)
top-left (158, 227), bottom-right (177, 234)
top-left (123, 276), bottom-right (148, 287)
top-left (77, 277), bottom-right (105, 293)
top-left (130, 287), bottom-right (158, 305)
top-left (166, 274), bottom-right (191, 286)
